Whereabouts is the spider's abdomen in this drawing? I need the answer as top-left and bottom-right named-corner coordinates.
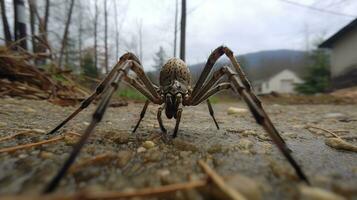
top-left (159, 58), bottom-right (191, 89)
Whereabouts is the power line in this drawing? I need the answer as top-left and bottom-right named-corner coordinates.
top-left (280, 0), bottom-right (356, 18)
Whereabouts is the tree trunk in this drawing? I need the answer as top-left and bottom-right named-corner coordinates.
top-left (13, 0), bottom-right (27, 50)
top-left (28, 0), bottom-right (50, 64)
top-left (28, 0), bottom-right (36, 53)
top-left (113, 0), bottom-right (119, 61)
top-left (173, 0), bottom-right (178, 57)
top-left (58, 0), bottom-right (75, 69)
top-left (180, 0), bottom-right (186, 61)
top-left (138, 20), bottom-right (143, 61)
top-left (94, 0), bottom-right (98, 74)
top-left (104, 0), bottom-right (108, 74)
top-left (78, 0), bottom-right (83, 68)
top-left (0, 0), bottom-right (12, 46)
top-left (44, 0), bottom-right (49, 33)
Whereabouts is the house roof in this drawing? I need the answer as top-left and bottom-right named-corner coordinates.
top-left (319, 17), bottom-right (357, 48)
top-left (254, 69), bottom-right (299, 83)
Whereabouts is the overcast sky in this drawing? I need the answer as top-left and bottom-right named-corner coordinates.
top-left (113, 0), bottom-right (357, 70)
top-left (1, 0), bottom-right (356, 71)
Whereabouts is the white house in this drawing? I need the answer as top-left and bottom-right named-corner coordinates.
top-left (319, 18), bottom-right (357, 89)
top-left (253, 69), bottom-right (303, 94)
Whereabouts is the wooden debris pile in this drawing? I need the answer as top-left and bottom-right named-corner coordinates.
top-left (0, 47), bottom-right (88, 105)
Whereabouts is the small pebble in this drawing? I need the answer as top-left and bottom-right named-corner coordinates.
top-left (157, 169), bottom-right (170, 177)
top-left (299, 185), bottom-right (345, 200)
top-left (137, 147), bottom-right (146, 153)
top-left (227, 107), bottom-right (248, 115)
top-left (18, 154), bottom-right (27, 159)
top-left (324, 113), bottom-right (346, 119)
top-left (142, 140), bottom-right (155, 149)
top-left (40, 151), bottom-right (54, 159)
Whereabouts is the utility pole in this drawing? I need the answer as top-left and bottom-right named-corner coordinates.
top-left (113, 0), bottom-right (119, 61)
top-left (138, 19), bottom-right (143, 61)
top-left (173, 0), bottom-right (178, 57)
top-left (104, 0), bottom-right (109, 73)
top-left (13, 0), bottom-right (27, 50)
top-left (94, 0), bottom-right (98, 73)
top-left (180, 0), bottom-right (186, 61)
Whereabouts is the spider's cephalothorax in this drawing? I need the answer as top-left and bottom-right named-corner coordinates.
top-left (43, 46), bottom-right (309, 193)
top-left (159, 58), bottom-right (191, 119)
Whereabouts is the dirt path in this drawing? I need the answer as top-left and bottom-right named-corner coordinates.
top-left (0, 98), bottom-right (356, 199)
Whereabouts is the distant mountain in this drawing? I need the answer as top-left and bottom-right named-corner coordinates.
top-left (189, 49), bottom-right (309, 83)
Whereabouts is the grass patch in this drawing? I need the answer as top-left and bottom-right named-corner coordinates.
top-left (52, 74), bottom-right (67, 83)
top-left (208, 96), bottom-right (220, 104)
top-left (116, 88), bottom-right (146, 101)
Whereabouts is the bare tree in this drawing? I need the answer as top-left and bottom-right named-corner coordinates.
top-left (78, 0), bottom-right (83, 67)
top-left (28, 0), bottom-right (36, 53)
top-left (104, 0), bottom-right (108, 73)
top-left (0, 0), bottom-right (12, 46)
top-left (173, 0), bottom-right (178, 57)
top-left (13, 0), bottom-right (27, 50)
top-left (94, 0), bottom-right (98, 73)
top-left (58, 0), bottom-right (75, 69)
top-left (113, 0), bottom-right (119, 61)
top-left (44, 0), bottom-right (49, 33)
top-left (27, 0), bottom-right (51, 64)
top-left (180, 0), bottom-right (186, 61)
top-left (137, 19), bottom-right (143, 61)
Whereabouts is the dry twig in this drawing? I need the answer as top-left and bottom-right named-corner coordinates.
top-left (305, 125), bottom-right (341, 138)
top-left (0, 129), bottom-right (46, 142)
top-left (0, 136), bottom-right (65, 153)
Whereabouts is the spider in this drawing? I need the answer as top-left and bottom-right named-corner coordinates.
top-left (43, 46), bottom-right (309, 193)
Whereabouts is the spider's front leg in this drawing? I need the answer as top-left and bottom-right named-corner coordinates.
top-left (47, 53), bottom-right (141, 135)
top-left (43, 55), bottom-right (162, 193)
top-left (189, 45), bottom-right (310, 184)
top-left (157, 105), bottom-right (167, 134)
top-left (43, 61), bottom-right (132, 193)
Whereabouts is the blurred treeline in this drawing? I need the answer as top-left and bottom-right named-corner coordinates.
top-left (1, 0), bottom-right (330, 97)
top-left (0, 0), bottom-right (174, 79)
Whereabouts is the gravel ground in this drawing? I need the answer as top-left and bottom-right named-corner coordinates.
top-left (0, 97), bottom-right (356, 199)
